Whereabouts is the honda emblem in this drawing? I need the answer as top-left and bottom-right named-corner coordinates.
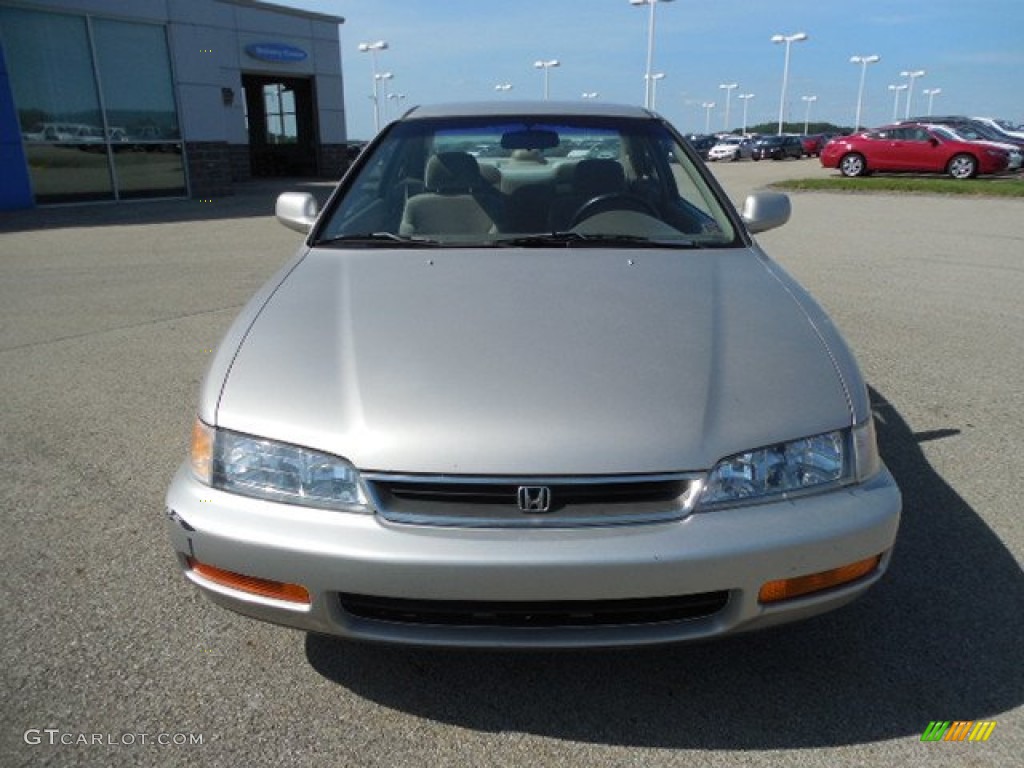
top-left (517, 486), bottom-right (552, 513)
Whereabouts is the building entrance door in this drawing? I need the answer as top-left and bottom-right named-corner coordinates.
top-left (242, 74), bottom-right (317, 176)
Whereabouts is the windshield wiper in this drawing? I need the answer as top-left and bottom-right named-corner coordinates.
top-left (495, 232), bottom-right (699, 248)
top-left (315, 232), bottom-right (444, 247)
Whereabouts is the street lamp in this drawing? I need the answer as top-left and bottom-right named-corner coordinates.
top-left (849, 54), bottom-right (880, 131)
top-left (900, 69), bottom-right (926, 119)
top-left (719, 83), bottom-right (738, 131)
top-left (801, 95), bottom-right (817, 134)
top-left (702, 101), bottom-right (716, 134)
top-left (386, 92), bottom-right (406, 119)
top-left (581, 92), bottom-right (599, 99)
top-left (494, 83), bottom-right (513, 94)
top-left (887, 84), bottom-right (907, 122)
top-left (922, 87), bottom-right (942, 115)
top-left (630, 0), bottom-right (675, 109)
top-left (647, 72), bottom-right (666, 110)
top-left (357, 40), bottom-right (389, 133)
top-left (533, 59), bottom-right (560, 100)
top-left (771, 32), bottom-right (808, 134)
top-left (737, 93), bottom-right (754, 135)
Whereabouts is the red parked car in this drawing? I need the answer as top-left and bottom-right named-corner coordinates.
top-left (801, 134), bottom-right (829, 157)
top-left (821, 123), bottom-right (1010, 179)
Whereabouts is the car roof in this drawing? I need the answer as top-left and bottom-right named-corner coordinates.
top-left (902, 115), bottom-right (972, 125)
top-left (401, 101), bottom-right (657, 121)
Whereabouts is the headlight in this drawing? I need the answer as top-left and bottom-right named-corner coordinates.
top-left (189, 419), bottom-right (368, 512)
top-left (698, 423), bottom-right (879, 509)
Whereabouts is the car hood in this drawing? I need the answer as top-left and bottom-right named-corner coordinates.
top-left (213, 247), bottom-right (854, 475)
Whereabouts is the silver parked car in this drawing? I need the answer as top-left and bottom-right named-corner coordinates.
top-left (165, 101), bottom-right (900, 648)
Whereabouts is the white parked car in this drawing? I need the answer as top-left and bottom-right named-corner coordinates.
top-left (707, 136), bottom-right (752, 162)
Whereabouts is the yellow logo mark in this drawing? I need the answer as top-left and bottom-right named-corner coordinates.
top-left (967, 721), bottom-right (997, 742)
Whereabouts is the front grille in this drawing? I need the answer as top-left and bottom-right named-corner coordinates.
top-left (339, 592), bottom-right (729, 628)
top-left (363, 472), bottom-right (701, 527)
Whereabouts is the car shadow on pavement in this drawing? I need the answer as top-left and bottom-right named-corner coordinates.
top-left (0, 179), bottom-right (336, 234)
top-left (305, 387), bottom-right (1023, 749)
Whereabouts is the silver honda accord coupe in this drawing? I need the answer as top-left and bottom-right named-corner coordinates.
top-left (165, 101), bottom-right (900, 648)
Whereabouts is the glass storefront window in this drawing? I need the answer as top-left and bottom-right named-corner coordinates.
top-left (0, 6), bottom-right (185, 203)
top-left (91, 17), bottom-right (184, 198)
top-left (1, 7), bottom-right (112, 202)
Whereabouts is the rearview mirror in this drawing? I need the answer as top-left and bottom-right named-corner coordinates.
top-left (501, 128), bottom-right (560, 150)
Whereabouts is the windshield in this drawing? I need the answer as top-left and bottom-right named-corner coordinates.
top-left (929, 125), bottom-right (961, 142)
top-left (316, 113), bottom-right (737, 247)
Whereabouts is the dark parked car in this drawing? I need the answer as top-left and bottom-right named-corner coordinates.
top-left (901, 116), bottom-right (1024, 152)
top-left (684, 133), bottom-right (717, 160)
top-left (821, 123), bottom-right (1011, 178)
top-left (751, 135), bottom-right (804, 160)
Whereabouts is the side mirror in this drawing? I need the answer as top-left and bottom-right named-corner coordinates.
top-left (741, 191), bottom-right (791, 234)
top-left (275, 192), bottom-right (318, 234)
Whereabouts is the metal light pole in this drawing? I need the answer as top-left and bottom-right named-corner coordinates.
top-left (737, 93), bottom-right (754, 134)
top-left (922, 88), bottom-right (942, 115)
top-left (534, 59), bottom-right (560, 100)
top-left (702, 102), bottom-right (716, 134)
top-left (888, 84), bottom-right (907, 122)
top-left (900, 69), bottom-right (926, 119)
top-left (850, 54), bottom-right (880, 130)
top-left (630, 0), bottom-right (675, 109)
top-left (357, 40), bottom-right (388, 133)
top-left (719, 83), bottom-right (738, 131)
top-left (648, 72), bottom-right (666, 110)
top-left (374, 72), bottom-right (393, 125)
top-left (771, 32), bottom-right (808, 134)
top-left (801, 95), bottom-right (817, 134)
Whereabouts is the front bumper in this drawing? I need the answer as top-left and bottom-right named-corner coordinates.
top-left (164, 463), bottom-right (901, 648)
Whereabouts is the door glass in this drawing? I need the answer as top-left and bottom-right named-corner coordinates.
top-left (263, 84), bottom-right (298, 144)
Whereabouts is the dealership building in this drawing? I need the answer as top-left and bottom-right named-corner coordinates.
top-left (0, 0), bottom-right (348, 210)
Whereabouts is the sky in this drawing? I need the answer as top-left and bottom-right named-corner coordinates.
top-left (272, 0), bottom-right (1024, 141)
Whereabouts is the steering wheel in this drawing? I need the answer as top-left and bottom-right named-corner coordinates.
top-left (568, 193), bottom-right (659, 228)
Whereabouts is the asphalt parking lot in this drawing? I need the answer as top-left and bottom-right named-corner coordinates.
top-left (1, 159), bottom-right (1021, 767)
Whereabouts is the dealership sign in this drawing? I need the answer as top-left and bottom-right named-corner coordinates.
top-left (245, 42), bottom-right (308, 63)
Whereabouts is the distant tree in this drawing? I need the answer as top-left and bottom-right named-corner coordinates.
top-left (745, 121), bottom-right (853, 135)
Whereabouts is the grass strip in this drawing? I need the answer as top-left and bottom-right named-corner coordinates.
top-left (771, 176), bottom-right (1024, 197)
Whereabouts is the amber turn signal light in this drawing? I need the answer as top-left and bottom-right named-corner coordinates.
top-left (758, 554), bottom-right (882, 603)
top-left (187, 558), bottom-right (310, 605)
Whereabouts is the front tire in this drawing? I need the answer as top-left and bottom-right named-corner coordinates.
top-left (840, 153), bottom-right (866, 177)
top-left (948, 153), bottom-right (977, 179)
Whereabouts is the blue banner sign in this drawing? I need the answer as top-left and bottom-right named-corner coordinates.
top-left (245, 42), bottom-right (308, 63)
